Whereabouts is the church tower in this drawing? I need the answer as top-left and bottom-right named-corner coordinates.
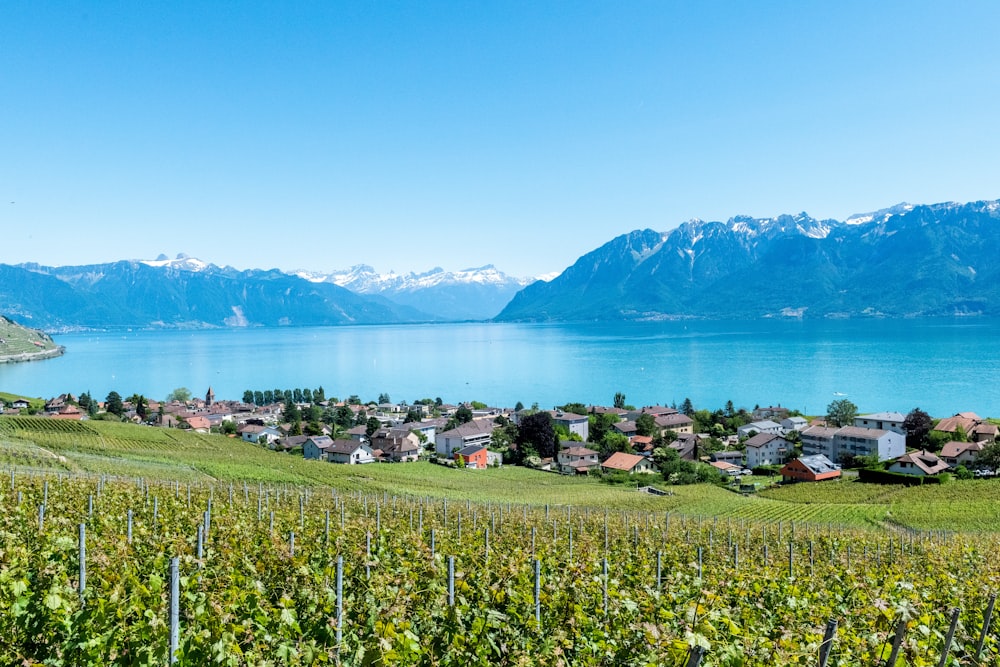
top-left (206, 386), bottom-right (215, 407)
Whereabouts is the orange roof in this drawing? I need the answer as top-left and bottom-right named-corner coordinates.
top-left (602, 452), bottom-right (646, 472)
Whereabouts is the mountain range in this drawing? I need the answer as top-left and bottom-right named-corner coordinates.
top-left (294, 265), bottom-right (534, 321)
top-left (2, 198), bottom-right (997, 331)
top-left (497, 199), bottom-right (1000, 321)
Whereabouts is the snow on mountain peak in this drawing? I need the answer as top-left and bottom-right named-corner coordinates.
top-left (141, 255), bottom-right (212, 272)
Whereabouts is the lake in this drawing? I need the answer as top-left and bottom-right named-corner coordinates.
top-left (1, 319), bottom-right (999, 417)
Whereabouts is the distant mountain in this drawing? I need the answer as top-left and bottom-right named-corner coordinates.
top-left (294, 264), bottom-right (536, 321)
top-left (0, 256), bottom-right (437, 331)
top-left (496, 199), bottom-right (1000, 321)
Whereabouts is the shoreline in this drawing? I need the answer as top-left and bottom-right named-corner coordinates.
top-left (0, 346), bottom-right (65, 364)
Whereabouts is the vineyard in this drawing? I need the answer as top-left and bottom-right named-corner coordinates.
top-left (2, 471), bottom-right (1000, 666)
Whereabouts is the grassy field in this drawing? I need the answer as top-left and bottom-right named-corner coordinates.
top-left (1, 415), bottom-right (996, 532)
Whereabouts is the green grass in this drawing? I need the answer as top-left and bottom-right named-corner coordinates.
top-left (0, 316), bottom-right (61, 358)
top-left (2, 415), bottom-right (999, 532)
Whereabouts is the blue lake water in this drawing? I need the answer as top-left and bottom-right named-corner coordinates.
top-left (1, 319), bottom-right (999, 417)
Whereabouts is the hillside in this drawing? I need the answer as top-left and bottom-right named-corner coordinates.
top-left (0, 316), bottom-right (64, 363)
top-left (497, 199), bottom-right (1000, 321)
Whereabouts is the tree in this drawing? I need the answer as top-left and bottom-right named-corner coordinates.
top-left (902, 408), bottom-right (933, 450)
top-left (166, 387), bottom-right (191, 403)
top-left (314, 386), bottom-right (326, 403)
top-left (454, 406), bottom-right (473, 425)
top-left (282, 399), bottom-right (301, 424)
top-left (302, 388), bottom-right (313, 403)
top-left (725, 400), bottom-right (735, 418)
top-left (560, 402), bottom-right (588, 416)
top-left (243, 390), bottom-right (254, 404)
top-left (588, 412), bottom-right (620, 445)
top-left (514, 401), bottom-right (524, 412)
top-left (365, 417), bottom-right (381, 437)
top-left (292, 388), bottom-right (303, 403)
top-left (404, 409), bottom-right (422, 423)
top-left (263, 390), bottom-right (274, 404)
top-left (635, 413), bottom-right (657, 438)
top-left (613, 392), bottom-right (626, 410)
top-left (680, 398), bottom-right (694, 416)
top-left (825, 399), bottom-right (858, 427)
top-left (516, 411), bottom-right (558, 460)
top-left (135, 395), bottom-right (148, 420)
top-left (253, 390), bottom-right (265, 406)
top-left (105, 391), bottom-right (124, 417)
top-left (378, 392), bottom-right (391, 404)
top-left (976, 443), bottom-right (1000, 471)
top-left (598, 432), bottom-right (632, 458)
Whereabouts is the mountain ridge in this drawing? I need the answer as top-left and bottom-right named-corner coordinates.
top-left (497, 198), bottom-right (1000, 322)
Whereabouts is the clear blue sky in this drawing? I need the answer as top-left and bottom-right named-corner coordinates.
top-left (3, 1), bottom-right (998, 278)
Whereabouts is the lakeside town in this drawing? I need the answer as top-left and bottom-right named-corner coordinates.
top-left (3, 385), bottom-right (997, 487)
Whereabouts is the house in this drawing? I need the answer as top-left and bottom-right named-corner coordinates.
top-left (738, 420), bottom-right (783, 439)
top-left (710, 460), bottom-right (743, 476)
top-left (854, 412), bottom-right (906, 435)
top-left (781, 416), bottom-right (808, 433)
top-left (939, 440), bottom-right (985, 468)
top-left (934, 412), bottom-right (998, 444)
top-left (601, 452), bottom-right (655, 475)
top-left (655, 412), bottom-right (694, 435)
top-left (239, 424), bottom-right (268, 443)
top-left (280, 435), bottom-right (309, 452)
top-left (327, 439), bottom-right (376, 465)
top-left (888, 450), bottom-right (950, 476)
top-left (832, 426), bottom-right (904, 463)
top-left (549, 410), bottom-right (590, 441)
top-left (557, 446), bottom-right (600, 475)
top-left (710, 450), bottom-right (744, 466)
top-left (373, 430), bottom-right (421, 462)
top-left (434, 420), bottom-right (496, 457)
top-left (186, 416), bottom-right (211, 432)
top-left (780, 455), bottom-right (841, 482)
top-left (669, 433), bottom-right (700, 461)
top-left (303, 436), bottom-right (334, 460)
top-left (752, 406), bottom-right (790, 421)
top-left (11, 399), bottom-right (30, 410)
top-left (454, 444), bottom-right (489, 469)
top-left (346, 425), bottom-right (369, 441)
top-left (50, 404), bottom-right (84, 421)
top-left (629, 435), bottom-right (654, 454)
top-left (743, 433), bottom-right (790, 468)
top-left (612, 421), bottom-right (638, 438)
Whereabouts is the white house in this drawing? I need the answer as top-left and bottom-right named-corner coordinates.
top-left (781, 416), bottom-right (809, 433)
top-left (800, 425), bottom-right (839, 459)
top-left (888, 450), bottom-right (950, 476)
top-left (557, 446), bottom-right (600, 474)
top-left (738, 420), bottom-right (784, 439)
top-left (744, 433), bottom-right (790, 468)
top-left (548, 410), bottom-right (590, 441)
top-left (326, 439), bottom-right (376, 465)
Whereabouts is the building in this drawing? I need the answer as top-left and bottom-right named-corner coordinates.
top-left (853, 412), bottom-right (905, 435)
top-left (655, 412), bottom-right (694, 435)
top-left (752, 406), bottom-right (790, 421)
top-left (601, 452), bottom-right (655, 475)
top-left (832, 426), bottom-right (904, 463)
top-left (303, 436), bottom-right (334, 460)
top-left (933, 412), bottom-right (999, 444)
top-left (744, 433), bottom-right (790, 468)
top-left (710, 451), bottom-right (744, 466)
top-left (780, 455), bottom-right (841, 482)
top-left (434, 419), bottom-right (496, 457)
top-left (454, 444), bottom-right (489, 469)
top-left (549, 410), bottom-right (590, 441)
top-left (939, 441), bottom-right (985, 468)
top-left (327, 440), bottom-right (376, 465)
top-left (800, 425), bottom-right (840, 459)
top-left (557, 446), bottom-right (600, 475)
top-left (888, 450), bottom-right (950, 476)
top-left (737, 420), bottom-right (783, 439)
top-left (781, 416), bottom-right (809, 433)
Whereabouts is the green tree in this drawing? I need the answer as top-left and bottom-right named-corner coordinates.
top-left (378, 392), bottom-right (391, 404)
top-left (243, 390), bottom-right (254, 404)
top-left (976, 443), bottom-right (1000, 471)
top-left (314, 386), bottom-right (326, 403)
top-left (825, 399), bottom-right (858, 427)
top-left (404, 408), bottom-right (422, 423)
top-left (253, 390), bottom-right (265, 406)
top-left (516, 411), bottom-right (558, 460)
top-left (635, 413), bottom-right (657, 437)
top-left (903, 408), bottom-right (934, 450)
top-left (588, 412), bottom-right (620, 445)
top-left (560, 402), bottom-right (588, 416)
top-left (105, 391), bottom-right (124, 417)
top-left (514, 401), bottom-right (524, 412)
top-left (365, 417), bottom-right (381, 437)
top-left (165, 387), bottom-right (191, 403)
top-left (135, 395), bottom-right (148, 420)
top-left (680, 397), bottom-right (694, 416)
top-left (302, 388), bottom-right (313, 403)
top-left (613, 392), bottom-right (626, 410)
top-left (282, 399), bottom-right (301, 424)
top-left (598, 432), bottom-right (632, 458)
top-left (454, 406), bottom-right (473, 425)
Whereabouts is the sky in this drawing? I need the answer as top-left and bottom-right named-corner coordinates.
top-left (2, 1), bottom-right (999, 278)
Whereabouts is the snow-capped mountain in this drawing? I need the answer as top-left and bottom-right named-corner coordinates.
top-left (498, 198), bottom-right (1000, 321)
top-left (293, 265), bottom-right (536, 321)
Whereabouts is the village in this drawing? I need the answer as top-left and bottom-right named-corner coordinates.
top-left (2, 387), bottom-right (996, 487)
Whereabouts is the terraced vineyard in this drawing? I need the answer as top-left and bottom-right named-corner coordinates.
top-left (2, 472), bottom-right (999, 666)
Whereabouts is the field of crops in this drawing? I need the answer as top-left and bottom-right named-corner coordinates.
top-left (3, 472), bottom-right (999, 666)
